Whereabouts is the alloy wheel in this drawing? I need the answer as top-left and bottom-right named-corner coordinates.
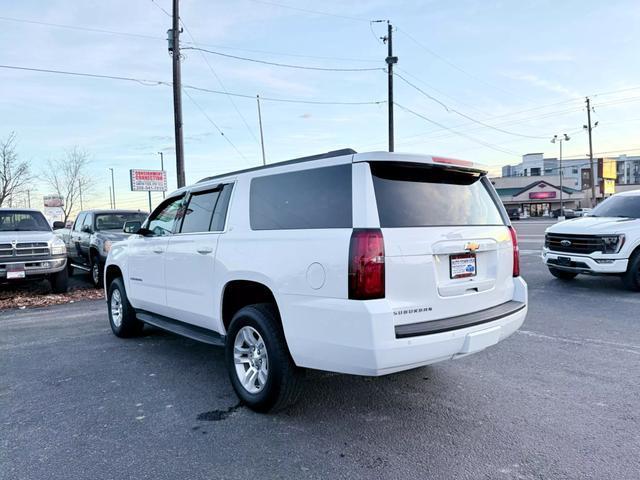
top-left (233, 326), bottom-right (269, 394)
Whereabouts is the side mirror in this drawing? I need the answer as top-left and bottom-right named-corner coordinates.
top-left (123, 220), bottom-right (142, 234)
top-left (52, 221), bottom-right (65, 230)
top-left (135, 227), bottom-right (153, 237)
top-left (81, 225), bottom-right (92, 233)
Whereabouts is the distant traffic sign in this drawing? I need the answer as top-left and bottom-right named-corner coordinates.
top-left (130, 169), bottom-right (167, 192)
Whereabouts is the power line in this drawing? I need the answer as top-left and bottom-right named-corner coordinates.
top-left (149, 0), bottom-right (172, 17)
top-left (0, 15), bottom-right (164, 40)
top-left (182, 88), bottom-right (249, 162)
top-left (0, 14), bottom-right (378, 64)
top-left (396, 27), bottom-right (531, 101)
top-left (246, 0), bottom-right (370, 22)
top-left (182, 46), bottom-right (384, 72)
top-left (394, 71), bottom-right (550, 140)
top-left (179, 21), bottom-right (260, 146)
top-left (394, 102), bottom-right (521, 157)
top-left (0, 63), bottom-right (384, 105)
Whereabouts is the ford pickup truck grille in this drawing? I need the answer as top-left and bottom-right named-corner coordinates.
top-left (0, 242), bottom-right (50, 259)
top-left (545, 233), bottom-right (603, 254)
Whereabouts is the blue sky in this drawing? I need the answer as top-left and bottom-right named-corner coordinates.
top-left (2, 0), bottom-right (639, 211)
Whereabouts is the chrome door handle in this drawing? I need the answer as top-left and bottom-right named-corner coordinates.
top-left (152, 248), bottom-right (164, 254)
top-left (196, 246), bottom-right (213, 254)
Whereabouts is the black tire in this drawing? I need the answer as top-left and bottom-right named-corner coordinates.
top-left (622, 250), bottom-right (640, 291)
top-left (225, 303), bottom-right (303, 413)
top-left (49, 267), bottom-right (69, 293)
top-left (67, 262), bottom-right (74, 276)
top-left (107, 277), bottom-right (143, 337)
top-left (548, 267), bottom-right (578, 280)
top-left (90, 253), bottom-right (104, 288)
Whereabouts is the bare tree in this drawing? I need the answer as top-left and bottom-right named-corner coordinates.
top-left (42, 147), bottom-right (93, 223)
top-left (0, 132), bottom-right (33, 207)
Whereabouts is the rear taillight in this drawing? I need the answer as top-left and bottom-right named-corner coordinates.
top-left (508, 226), bottom-right (520, 277)
top-left (348, 229), bottom-right (385, 300)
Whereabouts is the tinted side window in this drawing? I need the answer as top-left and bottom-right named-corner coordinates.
top-left (73, 213), bottom-right (86, 231)
top-left (180, 190), bottom-right (220, 234)
top-left (147, 196), bottom-right (184, 236)
top-left (210, 184), bottom-right (233, 231)
top-left (250, 165), bottom-right (352, 230)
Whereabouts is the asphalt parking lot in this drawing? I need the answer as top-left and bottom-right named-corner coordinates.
top-left (2, 220), bottom-right (639, 480)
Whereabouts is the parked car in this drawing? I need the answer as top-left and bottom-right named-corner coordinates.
top-left (551, 208), bottom-right (577, 219)
top-left (104, 149), bottom-right (528, 412)
top-left (55, 210), bottom-right (147, 287)
top-left (507, 208), bottom-right (521, 221)
top-left (543, 189), bottom-right (640, 290)
top-left (0, 208), bottom-right (68, 292)
top-left (574, 208), bottom-right (593, 217)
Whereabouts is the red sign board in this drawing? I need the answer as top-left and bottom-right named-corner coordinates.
top-left (130, 169), bottom-right (167, 192)
top-left (529, 191), bottom-right (556, 200)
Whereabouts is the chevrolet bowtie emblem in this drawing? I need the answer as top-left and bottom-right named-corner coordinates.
top-left (465, 242), bottom-right (480, 252)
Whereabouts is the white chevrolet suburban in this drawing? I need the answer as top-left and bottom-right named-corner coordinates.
top-left (104, 149), bottom-right (527, 412)
top-left (543, 189), bottom-right (640, 290)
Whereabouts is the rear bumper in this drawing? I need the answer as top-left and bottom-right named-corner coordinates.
top-left (281, 277), bottom-right (528, 376)
top-left (542, 248), bottom-right (628, 274)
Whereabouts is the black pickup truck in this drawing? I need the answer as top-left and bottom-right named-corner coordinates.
top-left (54, 210), bottom-right (147, 287)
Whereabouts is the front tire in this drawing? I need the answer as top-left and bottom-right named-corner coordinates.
top-left (49, 267), bottom-right (69, 293)
top-left (548, 267), bottom-right (578, 280)
top-left (622, 250), bottom-right (640, 291)
top-left (107, 277), bottom-right (143, 337)
top-left (225, 304), bottom-right (303, 413)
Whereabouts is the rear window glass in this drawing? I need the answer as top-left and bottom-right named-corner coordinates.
top-left (370, 162), bottom-right (505, 227)
top-left (250, 164), bottom-right (352, 230)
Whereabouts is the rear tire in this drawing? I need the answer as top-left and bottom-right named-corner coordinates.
top-left (91, 253), bottom-right (103, 288)
top-left (622, 250), bottom-right (640, 291)
top-left (548, 267), bottom-right (578, 280)
top-left (107, 277), bottom-right (143, 337)
top-left (49, 267), bottom-right (69, 293)
top-left (225, 303), bottom-right (303, 413)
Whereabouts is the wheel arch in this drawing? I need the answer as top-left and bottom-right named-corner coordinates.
top-left (221, 279), bottom-right (280, 335)
top-left (105, 264), bottom-right (123, 289)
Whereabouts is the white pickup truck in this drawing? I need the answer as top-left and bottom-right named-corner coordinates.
top-left (543, 189), bottom-right (640, 290)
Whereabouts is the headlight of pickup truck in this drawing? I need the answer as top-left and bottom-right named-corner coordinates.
top-left (51, 237), bottom-right (66, 255)
top-left (601, 234), bottom-right (625, 254)
top-left (103, 240), bottom-right (112, 254)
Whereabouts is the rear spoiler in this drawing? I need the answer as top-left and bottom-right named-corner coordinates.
top-left (353, 151), bottom-right (488, 174)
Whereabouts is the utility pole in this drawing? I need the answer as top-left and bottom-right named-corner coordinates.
top-left (27, 190), bottom-right (31, 208)
top-left (169, 0), bottom-right (185, 188)
top-left (585, 97), bottom-right (596, 206)
top-left (109, 186), bottom-right (113, 209)
top-left (79, 179), bottom-right (83, 210)
top-left (257, 95), bottom-right (266, 165)
top-left (157, 151), bottom-right (166, 198)
top-left (382, 22), bottom-right (398, 152)
top-left (109, 168), bottom-right (116, 209)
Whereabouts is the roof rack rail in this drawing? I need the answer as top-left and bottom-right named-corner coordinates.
top-left (197, 148), bottom-right (357, 183)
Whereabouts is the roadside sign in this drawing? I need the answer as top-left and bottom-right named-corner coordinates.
top-left (43, 195), bottom-right (64, 207)
top-left (130, 169), bottom-right (167, 192)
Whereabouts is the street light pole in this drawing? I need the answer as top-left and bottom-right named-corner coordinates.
top-left (157, 151), bottom-right (165, 198)
top-left (109, 168), bottom-right (116, 209)
top-left (551, 134), bottom-right (570, 219)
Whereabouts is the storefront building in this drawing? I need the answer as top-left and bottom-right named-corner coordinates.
top-left (491, 177), bottom-right (584, 217)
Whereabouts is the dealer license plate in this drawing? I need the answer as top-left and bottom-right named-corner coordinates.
top-left (7, 264), bottom-right (26, 279)
top-left (450, 253), bottom-right (477, 279)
